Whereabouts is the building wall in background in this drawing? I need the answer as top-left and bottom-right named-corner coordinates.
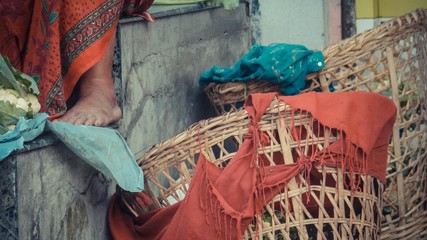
top-left (253, 0), bottom-right (341, 50)
top-left (356, 0), bottom-right (427, 33)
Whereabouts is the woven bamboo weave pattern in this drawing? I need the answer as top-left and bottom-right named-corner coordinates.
top-left (134, 99), bottom-right (384, 240)
top-left (204, 9), bottom-right (427, 239)
top-left (204, 80), bottom-right (280, 113)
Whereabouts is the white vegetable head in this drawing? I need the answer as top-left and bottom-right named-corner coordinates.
top-left (0, 89), bottom-right (18, 105)
top-left (25, 94), bottom-right (41, 114)
top-left (15, 97), bottom-right (29, 112)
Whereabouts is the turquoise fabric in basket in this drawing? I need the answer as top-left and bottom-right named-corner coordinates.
top-left (199, 43), bottom-right (325, 95)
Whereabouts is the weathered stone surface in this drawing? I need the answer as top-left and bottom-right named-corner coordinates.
top-left (0, 156), bottom-right (18, 240)
top-left (16, 144), bottom-right (114, 240)
top-left (118, 5), bottom-right (251, 158)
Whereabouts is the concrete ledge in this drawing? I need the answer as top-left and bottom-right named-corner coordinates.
top-left (0, 142), bottom-right (115, 240)
top-left (120, 2), bottom-right (219, 23)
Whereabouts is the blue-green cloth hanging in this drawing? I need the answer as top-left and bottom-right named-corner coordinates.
top-left (199, 43), bottom-right (325, 95)
top-left (0, 115), bottom-right (144, 192)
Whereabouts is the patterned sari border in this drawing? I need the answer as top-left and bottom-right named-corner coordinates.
top-left (60, 0), bottom-right (122, 75)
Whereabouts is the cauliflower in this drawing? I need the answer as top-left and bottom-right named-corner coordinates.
top-left (0, 88), bottom-right (18, 104)
top-left (0, 88), bottom-right (40, 114)
top-left (25, 93), bottom-right (41, 113)
top-left (0, 54), bottom-right (41, 134)
top-left (15, 97), bottom-right (30, 112)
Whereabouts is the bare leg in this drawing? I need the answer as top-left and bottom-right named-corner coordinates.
top-left (55, 33), bottom-right (122, 126)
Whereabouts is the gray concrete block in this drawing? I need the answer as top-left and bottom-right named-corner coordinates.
top-left (13, 143), bottom-right (114, 240)
top-left (119, 5), bottom-right (251, 158)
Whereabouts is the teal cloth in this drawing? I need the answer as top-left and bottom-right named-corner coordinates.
top-left (0, 117), bottom-right (144, 192)
top-left (0, 113), bottom-right (48, 160)
top-left (199, 43), bottom-right (325, 95)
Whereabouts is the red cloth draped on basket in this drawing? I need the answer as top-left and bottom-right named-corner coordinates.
top-left (108, 91), bottom-right (396, 239)
top-left (0, 0), bottom-right (154, 117)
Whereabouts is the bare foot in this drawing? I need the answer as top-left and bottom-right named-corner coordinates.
top-left (55, 32), bottom-right (122, 126)
top-left (56, 79), bottom-right (122, 126)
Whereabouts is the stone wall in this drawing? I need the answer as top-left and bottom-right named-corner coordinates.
top-left (19, 143), bottom-right (113, 240)
top-left (118, 4), bottom-right (251, 159)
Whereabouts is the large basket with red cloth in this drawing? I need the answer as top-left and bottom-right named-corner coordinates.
top-left (203, 9), bottom-right (427, 239)
top-left (111, 91), bottom-right (396, 239)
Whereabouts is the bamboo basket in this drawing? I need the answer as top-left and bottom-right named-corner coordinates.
top-left (127, 98), bottom-right (385, 239)
top-left (203, 9), bottom-right (427, 239)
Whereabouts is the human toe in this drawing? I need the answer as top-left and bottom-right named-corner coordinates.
top-left (73, 114), bottom-right (89, 125)
top-left (83, 115), bottom-right (98, 126)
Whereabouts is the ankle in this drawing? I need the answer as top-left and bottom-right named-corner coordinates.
top-left (79, 77), bottom-right (117, 98)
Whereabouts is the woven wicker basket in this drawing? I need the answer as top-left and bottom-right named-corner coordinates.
top-left (128, 98), bottom-right (385, 239)
top-left (204, 80), bottom-right (281, 113)
top-left (203, 9), bottom-right (427, 239)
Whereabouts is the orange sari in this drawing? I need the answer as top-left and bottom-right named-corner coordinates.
top-left (108, 91), bottom-right (397, 239)
top-left (0, 0), bottom-right (154, 116)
